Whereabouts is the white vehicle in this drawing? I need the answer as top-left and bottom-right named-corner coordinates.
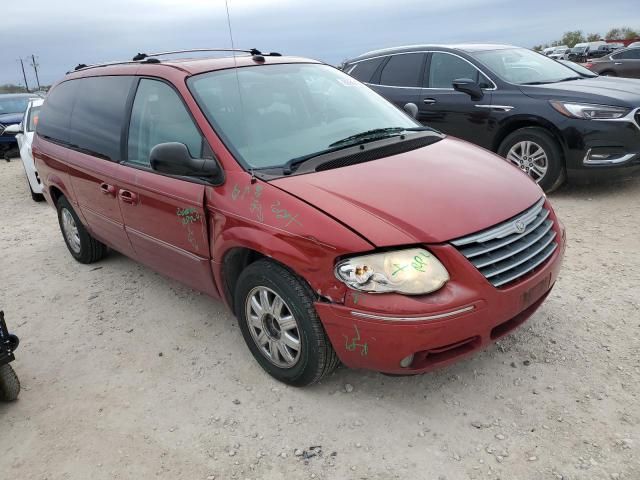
top-left (549, 47), bottom-right (570, 60)
top-left (542, 46), bottom-right (556, 56)
top-left (4, 98), bottom-right (44, 201)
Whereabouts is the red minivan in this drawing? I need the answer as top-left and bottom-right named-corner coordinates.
top-left (33, 49), bottom-right (565, 386)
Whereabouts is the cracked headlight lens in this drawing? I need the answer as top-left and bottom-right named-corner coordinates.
top-left (335, 248), bottom-right (449, 295)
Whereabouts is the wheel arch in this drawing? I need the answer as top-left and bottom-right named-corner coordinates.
top-left (492, 116), bottom-right (567, 161)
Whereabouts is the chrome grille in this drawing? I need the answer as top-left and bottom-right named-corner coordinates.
top-left (452, 197), bottom-right (557, 287)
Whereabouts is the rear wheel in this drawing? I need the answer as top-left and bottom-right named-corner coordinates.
top-left (0, 364), bottom-right (20, 401)
top-left (56, 196), bottom-right (107, 263)
top-left (600, 70), bottom-right (617, 77)
top-left (498, 127), bottom-right (565, 193)
top-left (234, 260), bottom-right (339, 386)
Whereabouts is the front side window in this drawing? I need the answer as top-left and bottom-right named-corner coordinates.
top-left (428, 52), bottom-right (492, 88)
top-left (349, 58), bottom-right (384, 83)
top-left (127, 79), bottom-right (204, 167)
top-left (471, 48), bottom-right (580, 85)
top-left (189, 63), bottom-right (419, 170)
top-left (378, 53), bottom-right (424, 87)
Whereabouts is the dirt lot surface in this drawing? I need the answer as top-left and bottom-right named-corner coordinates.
top-left (1, 157), bottom-right (639, 480)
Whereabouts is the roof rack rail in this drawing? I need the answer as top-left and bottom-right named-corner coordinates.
top-left (132, 48), bottom-right (281, 61)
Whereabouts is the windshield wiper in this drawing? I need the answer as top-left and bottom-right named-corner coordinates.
top-left (328, 126), bottom-right (429, 148)
top-left (556, 76), bottom-right (583, 82)
top-left (522, 76), bottom-right (584, 86)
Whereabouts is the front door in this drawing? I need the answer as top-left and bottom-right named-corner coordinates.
top-left (419, 52), bottom-right (496, 149)
top-left (118, 78), bottom-right (217, 296)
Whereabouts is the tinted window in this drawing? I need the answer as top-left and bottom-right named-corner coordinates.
top-left (70, 76), bottom-right (135, 161)
top-left (37, 81), bottom-right (79, 144)
top-left (613, 48), bottom-right (640, 60)
top-left (127, 79), bottom-right (204, 167)
top-left (26, 105), bottom-right (41, 132)
top-left (349, 58), bottom-right (384, 82)
top-left (428, 53), bottom-right (489, 88)
top-left (379, 53), bottom-right (423, 87)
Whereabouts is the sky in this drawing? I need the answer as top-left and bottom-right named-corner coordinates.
top-left (2, 0), bottom-right (639, 87)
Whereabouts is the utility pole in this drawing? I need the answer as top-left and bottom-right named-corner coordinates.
top-left (30, 55), bottom-right (41, 91)
top-left (19, 59), bottom-right (30, 92)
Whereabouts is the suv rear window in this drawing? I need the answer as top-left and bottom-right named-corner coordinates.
top-left (348, 58), bottom-right (384, 83)
top-left (37, 80), bottom-right (79, 144)
top-left (70, 76), bottom-right (135, 161)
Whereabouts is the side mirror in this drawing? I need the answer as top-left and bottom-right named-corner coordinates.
top-left (403, 102), bottom-right (419, 119)
top-left (3, 124), bottom-right (22, 135)
top-left (452, 78), bottom-right (484, 101)
top-left (150, 142), bottom-right (221, 180)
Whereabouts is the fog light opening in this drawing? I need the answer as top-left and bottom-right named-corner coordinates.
top-left (399, 354), bottom-right (414, 368)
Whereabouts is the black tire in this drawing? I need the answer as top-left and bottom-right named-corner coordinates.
top-left (56, 196), bottom-right (107, 264)
top-left (0, 364), bottom-right (20, 401)
top-left (498, 127), bottom-right (566, 193)
top-left (28, 179), bottom-right (45, 202)
top-left (234, 259), bottom-right (339, 387)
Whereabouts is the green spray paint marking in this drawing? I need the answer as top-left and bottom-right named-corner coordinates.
top-left (343, 325), bottom-right (368, 356)
top-left (176, 207), bottom-right (201, 225)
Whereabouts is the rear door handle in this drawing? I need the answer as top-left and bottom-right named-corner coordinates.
top-left (99, 183), bottom-right (116, 196)
top-left (614, 62), bottom-right (622, 65)
top-left (423, 98), bottom-right (437, 105)
top-left (119, 189), bottom-right (138, 205)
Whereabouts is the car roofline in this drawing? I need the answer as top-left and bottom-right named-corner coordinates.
top-left (349, 44), bottom-right (519, 62)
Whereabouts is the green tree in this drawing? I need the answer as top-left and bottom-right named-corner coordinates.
top-left (0, 84), bottom-right (29, 94)
top-left (606, 27), bottom-right (639, 40)
top-left (561, 30), bottom-right (585, 47)
top-left (586, 32), bottom-right (601, 42)
top-left (533, 45), bottom-right (544, 52)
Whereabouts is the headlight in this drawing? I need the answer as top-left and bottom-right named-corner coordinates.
top-left (550, 101), bottom-right (630, 120)
top-left (335, 248), bottom-right (449, 295)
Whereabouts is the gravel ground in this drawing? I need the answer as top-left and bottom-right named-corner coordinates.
top-left (1, 157), bottom-right (639, 480)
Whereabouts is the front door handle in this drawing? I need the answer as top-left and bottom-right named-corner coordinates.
top-left (119, 189), bottom-right (139, 205)
top-left (423, 98), bottom-right (437, 105)
top-left (614, 62), bottom-right (622, 65)
top-left (99, 182), bottom-right (116, 196)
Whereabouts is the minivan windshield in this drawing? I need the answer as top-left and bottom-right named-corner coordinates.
top-left (471, 47), bottom-right (581, 85)
top-left (189, 63), bottom-right (421, 169)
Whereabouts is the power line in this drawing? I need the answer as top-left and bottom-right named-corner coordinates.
top-left (30, 55), bottom-right (41, 91)
top-left (18, 59), bottom-right (30, 92)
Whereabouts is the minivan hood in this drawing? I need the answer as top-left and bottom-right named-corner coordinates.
top-left (271, 137), bottom-right (542, 247)
top-left (519, 77), bottom-right (640, 107)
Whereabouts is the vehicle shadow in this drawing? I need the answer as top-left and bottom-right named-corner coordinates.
top-left (550, 173), bottom-right (640, 199)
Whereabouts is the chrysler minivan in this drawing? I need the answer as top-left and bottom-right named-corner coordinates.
top-left (33, 49), bottom-right (565, 386)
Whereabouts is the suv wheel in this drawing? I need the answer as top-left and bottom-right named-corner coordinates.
top-left (0, 364), bottom-right (20, 401)
top-left (56, 196), bottom-right (107, 263)
top-left (234, 259), bottom-right (339, 386)
top-left (498, 127), bottom-right (565, 193)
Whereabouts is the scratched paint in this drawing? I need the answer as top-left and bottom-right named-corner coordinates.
top-left (343, 324), bottom-right (368, 356)
top-left (271, 200), bottom-right (302, 227)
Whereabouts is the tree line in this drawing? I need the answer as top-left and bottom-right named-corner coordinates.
top-left (533, 26), bottom-right (640, 51)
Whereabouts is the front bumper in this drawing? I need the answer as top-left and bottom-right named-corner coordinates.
top-left (316, 217), bottom-right (565, 374)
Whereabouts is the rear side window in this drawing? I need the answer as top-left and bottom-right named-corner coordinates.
top-left (428, 52), bottom-right (490, 88)
top-left (379, 53), bottom-right (424, 87)
top-left (37, 80), bottom-right (79, 144)
top-left (70, 76), bottom-right (135, 161)
top-left (127, 79), bottom-right (204, 167)
top-left (349, 58), bottom-right (384, 82)
top-left (613, 49), bottom-right (640, 60)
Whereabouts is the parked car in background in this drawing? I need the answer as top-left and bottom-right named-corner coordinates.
top-left (567, 41), bottom-right (606, 62)
top-left (586, 47), bottom-right (640, 78)
top-left (589, 43), bottom-right (623, 59)
top-left (342, 44), bottom-right (640, 191)
top-left (626, 41), bottom-right (640, 49)
top-left (542, 47), bottom-right (556, 56)
top-left (4, 98), bottom-right (45, 201)
top-left (549, 47), bottom-right (570, 60)
top-left (0, 93), bottom-right (33, 161)
top-left (33, 49), bottom-right (565, 386)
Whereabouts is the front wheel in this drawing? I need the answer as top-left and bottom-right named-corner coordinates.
top-left (0, 364), bottom-right (20, 401)
top-left (498, 127), bottom-right (566, 193)
top-left (234, 260), bottom-right (339, 387)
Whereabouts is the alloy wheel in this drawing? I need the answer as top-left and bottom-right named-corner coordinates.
top-left (61, 208), bottom-right (81, 253)
top-left (506, 140), bottom-right (548, 183)
top-left (245, 286), bottom-right (302, 368)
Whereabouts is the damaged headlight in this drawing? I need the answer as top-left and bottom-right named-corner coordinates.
top-left (335, 248), bottom-right (449, 295)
